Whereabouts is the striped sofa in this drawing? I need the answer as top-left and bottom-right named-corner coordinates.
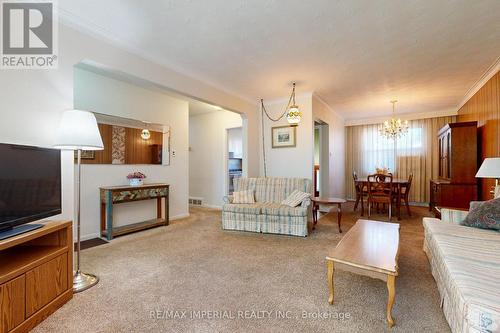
top-left (222, 177), bottom-right (312, 237)
top-left (423, 208), bottom-right (500, 333)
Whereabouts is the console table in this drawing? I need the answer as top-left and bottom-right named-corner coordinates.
top-left (100, 183), bottom-right (169, 240)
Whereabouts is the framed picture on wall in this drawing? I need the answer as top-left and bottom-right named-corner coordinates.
top-left (272, 125), bottom-right (296, 148)
top-left (75, 150), bottom-right (95, 159)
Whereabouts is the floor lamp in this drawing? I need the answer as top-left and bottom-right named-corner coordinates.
top-left (55, 110), bottom-right (104, 292)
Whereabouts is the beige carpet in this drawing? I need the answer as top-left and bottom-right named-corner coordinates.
top-left (33, 203), bottom-right (450, 333)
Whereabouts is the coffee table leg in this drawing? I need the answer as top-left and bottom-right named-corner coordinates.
top-left (327, 260), bottom-right (334, 304)
top-left (386, 275), bottom-right (396, 327)
top-left (337, 203), bottom-right (342, 233)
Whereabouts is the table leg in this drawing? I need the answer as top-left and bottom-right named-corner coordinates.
top-left (106, 191), bottom-right (113, 241)
top-left (386, 275), bottom-right (396, 327)
top-left (397, 186), bottom-right (402, 221)
top-left (313, 204), bottom-right (318, 230)
top-left (337, 203), bottom-right (342, 233)
top-left (327, 260), bottom-right (334, 305)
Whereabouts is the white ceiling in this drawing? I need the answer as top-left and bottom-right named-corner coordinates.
top-left (60, 0), bottom-right (500, 120)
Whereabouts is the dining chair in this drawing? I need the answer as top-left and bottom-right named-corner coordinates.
top-left (367, 173), bottom-right (394, 221)
top-left (399, 173), bottom-right (413, 216)
top-left (352, 171), bottom-right (366, 216)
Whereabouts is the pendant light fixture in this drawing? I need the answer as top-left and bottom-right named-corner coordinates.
top-left (379, 100), bottom-right (409, 139)
top-left (261, 82), bottom-right (302, 127)
top-left (260, 82), bottom-right (302, 177)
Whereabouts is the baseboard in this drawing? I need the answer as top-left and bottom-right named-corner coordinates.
top-left (79, 232), bottom-right (101, 242)
top-left (201, 204), bottom-right (222, 210)
top-left (170, 213), bottom-right (190, 220)
top-left (79, 213), bottom-right (190, 241)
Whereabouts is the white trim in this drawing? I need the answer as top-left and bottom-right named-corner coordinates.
top-left (457, 56), bottom-right (500, 111)
top-left (79, 232), bottom-right (101, 242)
top-left (58, 9), bottom-right (257, 106)
top-left (170, 213), bottom-right (190, 220)
top-left (345, 108), bottom-right (458, 126)
top-left (201, 204), bottom-right (222, 210)
top-left (312, 92), bottom-right (345, 122)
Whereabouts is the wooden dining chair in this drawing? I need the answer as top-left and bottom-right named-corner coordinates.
top-left (352, 171), bottom-right (367, 216)
top-left (399, 173), bottom-right (413, 216)
top-left (367, 173), bottom-right (394, 221)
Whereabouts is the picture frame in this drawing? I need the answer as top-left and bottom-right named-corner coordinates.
top-left (75, 150), bottom-right (95, 159)
top-left (272, 125), bottom-right (296, 148)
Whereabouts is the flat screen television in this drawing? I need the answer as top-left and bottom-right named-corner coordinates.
top-left (0, 143), bottom-right (61, 236)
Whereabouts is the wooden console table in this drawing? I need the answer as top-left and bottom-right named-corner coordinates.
top-left (0, 221), bottom-right (73, 333)
top-left (100, 183), bottom-right (169, 240)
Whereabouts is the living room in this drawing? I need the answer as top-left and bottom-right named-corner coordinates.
top-left (0, 1), bottom-right (499, 333)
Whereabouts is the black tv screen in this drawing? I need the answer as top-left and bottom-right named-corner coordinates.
top-left (0, 143), bottom-right (61, 231)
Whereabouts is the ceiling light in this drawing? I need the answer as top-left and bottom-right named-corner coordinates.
top-left (379, 100), bottom-right (408, 139)
top-left (141, 129), bottom-right (151, 140)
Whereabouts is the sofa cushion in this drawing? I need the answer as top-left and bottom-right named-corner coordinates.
top-left (281, 190), bottom-right (310, 207)
top-left (423, 218), bottom-right (500, 333)
top-left (461, 197), bottom-right (500, 231)
top-left (223, 203), bottom-right (262, 214)
top-left (260, 203), bottom-right (308, 217)
top-left (234, 177), bottom-right (312, 203)
top-left (232, 190), bottom-right (255, 204)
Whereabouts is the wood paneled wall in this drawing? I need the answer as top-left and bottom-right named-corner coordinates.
top-left (80, 124), bottom-right (163, 165)
top-left (457, 71), bottom-right (500, 200)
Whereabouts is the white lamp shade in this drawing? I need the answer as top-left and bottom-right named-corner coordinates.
top-left (54, 110), bottom-right (104, 150)
top-left (475, 158), bottom-right (500, 178)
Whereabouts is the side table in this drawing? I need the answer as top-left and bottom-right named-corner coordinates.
top-left (312, 197), bottom-right (347, 233)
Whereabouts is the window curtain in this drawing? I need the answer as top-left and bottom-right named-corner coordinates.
top-left (345, 115), bottom-right (456, 203)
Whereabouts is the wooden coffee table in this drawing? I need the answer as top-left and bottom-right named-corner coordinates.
top-left (326, 219), bottom-right (400, 327)
top-left (311, 197), bottom-right (346, 233)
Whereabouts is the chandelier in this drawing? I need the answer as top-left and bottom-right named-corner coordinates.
top-left (379, 100), bottom-right (409, 139)
top-left (261, 82), bottom-right (302, 127)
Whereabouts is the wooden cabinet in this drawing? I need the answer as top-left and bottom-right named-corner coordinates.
top-left (430, 121), bottom-right (478, 211)
top-left (0, 221), bottom-right (73, 333)
top-left (0, 276), bottom-right (25, 333)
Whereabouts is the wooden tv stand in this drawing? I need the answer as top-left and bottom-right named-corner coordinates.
top-left (0, 221), bottom-right (73, 333)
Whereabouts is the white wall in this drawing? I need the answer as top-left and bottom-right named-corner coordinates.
top-left (0, 23), bottom-right (259, 239)
top-left (258, 93), bottom-right (345, 198)
top-left (260, 93), bottom-right (314, 179)
top-left (74, 68), bottom-right (189, 239)
top-left (189, 111), bottom-right (242, 208)
top-left (312, 95), bottom-right (346, 197)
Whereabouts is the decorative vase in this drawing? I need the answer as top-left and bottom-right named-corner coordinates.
top-left (129, 178), bottom-right (143, 186)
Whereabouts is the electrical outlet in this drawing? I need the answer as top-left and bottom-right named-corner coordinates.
top-left (172, 150), bottom-right (176, 157)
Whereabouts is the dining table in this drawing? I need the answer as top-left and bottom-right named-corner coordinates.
top-left (354, 177), bottom-right (410, 220)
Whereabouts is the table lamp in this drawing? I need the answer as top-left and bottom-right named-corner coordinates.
top-left (475, 158), bottom-right (500, 199)
top-left (54, 110), bottom-right (104, 292)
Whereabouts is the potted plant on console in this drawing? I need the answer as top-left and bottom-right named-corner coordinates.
top-left (127, 172), bottom-right (146, 186)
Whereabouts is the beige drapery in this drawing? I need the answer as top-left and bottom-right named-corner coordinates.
top-left (345, 115), bottom-right (456, 203)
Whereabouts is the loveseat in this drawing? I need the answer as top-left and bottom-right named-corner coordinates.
top-left (423, 206), bottom-right (500, 333)
top-left (222, 177), bottom-right (312, 237)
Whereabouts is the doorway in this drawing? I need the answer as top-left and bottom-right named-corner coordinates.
top-left (314, 120), bottom-right (329, 198)
top-left (227, 127), bottom-right (243, 195)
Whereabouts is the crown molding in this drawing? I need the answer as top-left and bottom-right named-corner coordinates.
top-left (345, 108), bottom-right (458, 126)
top-left (312, 92), bottom-right (345, 122)
top-left (58, 8), bottom-right (257, 106)
top-left (457, 56), bottom-right (500, 111)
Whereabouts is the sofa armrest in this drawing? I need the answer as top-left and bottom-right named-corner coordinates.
top-left (440, 208), bottom-right (469, 224)
top-left (301, 197), bottom-right (311, 208)
top-left (223, 195), bottom-right (234, 204)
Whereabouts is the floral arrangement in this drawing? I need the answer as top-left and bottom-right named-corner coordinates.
top-left (127, 172), bottom-right (146, 180)
top-left (376, 167), bottom-right (391, 175)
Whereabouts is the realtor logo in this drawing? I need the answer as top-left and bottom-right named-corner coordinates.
top-left (1, 0), bottom-right (58, 69)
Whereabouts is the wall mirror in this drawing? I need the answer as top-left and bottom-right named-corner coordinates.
top-left (78, 112), bottom-right (170, 165)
